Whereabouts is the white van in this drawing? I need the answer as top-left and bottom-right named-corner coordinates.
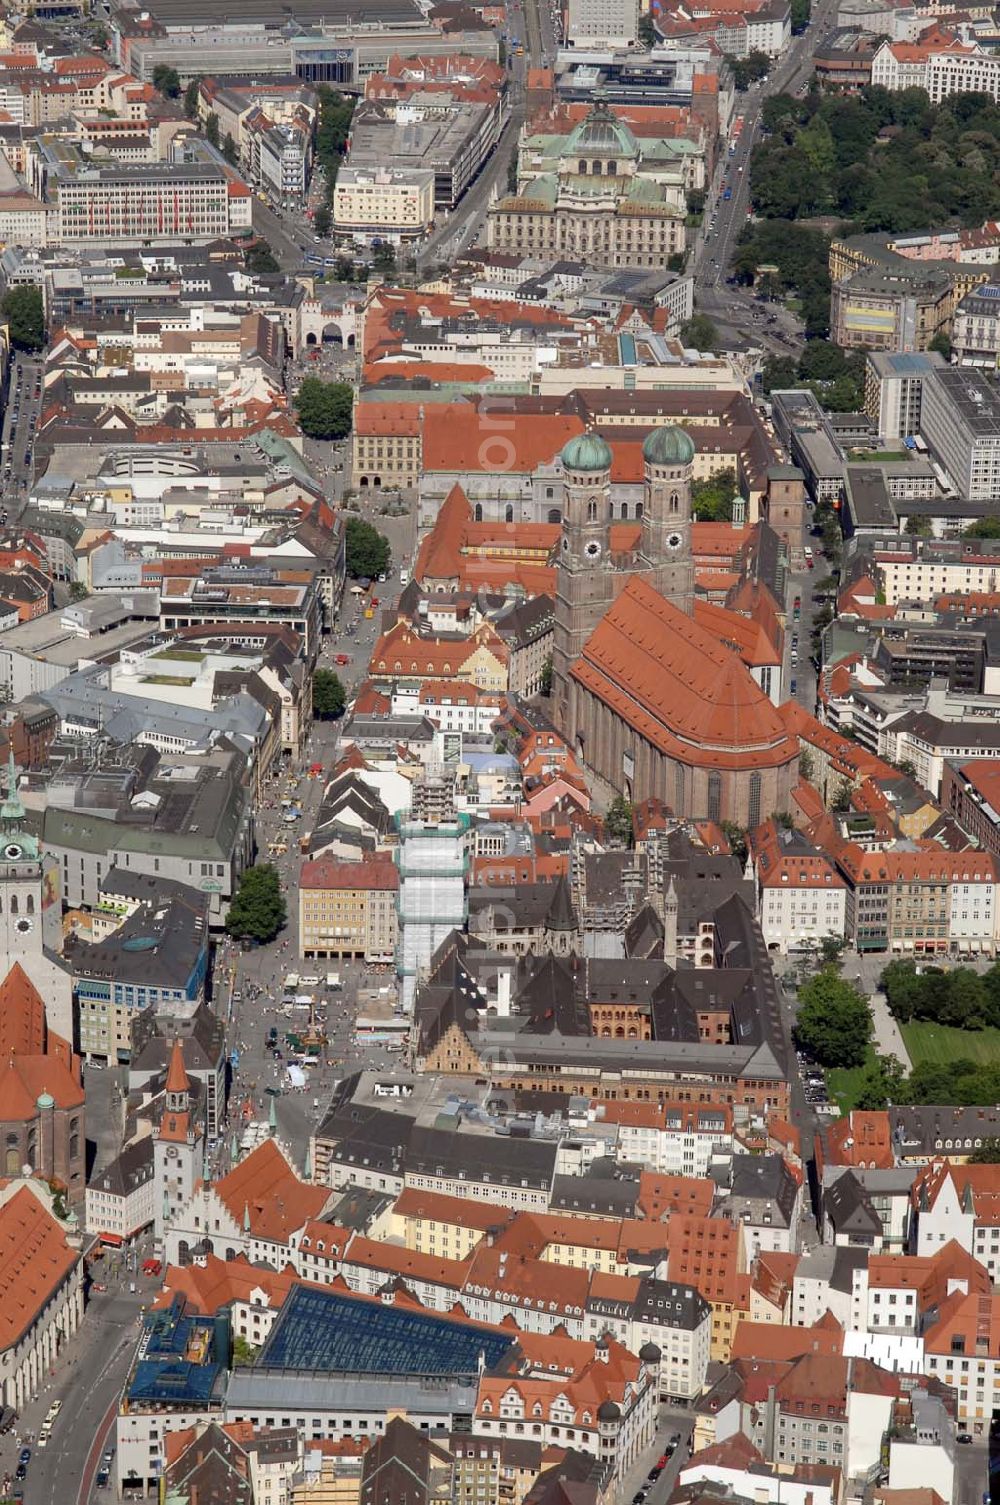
top-left (326, 971), bottom-right (342, 990)
top-left (300, 975), bottom-right (321, 988)
top-left (399, 567), bottom-right (409, 586)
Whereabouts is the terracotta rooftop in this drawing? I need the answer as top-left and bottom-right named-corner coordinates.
top-left (571, 577), bottom-right (800, 770)
top-left (214, 1140), bottom-right (328, 1244)
top-left (0, 1186), bottom-right (79, 1350)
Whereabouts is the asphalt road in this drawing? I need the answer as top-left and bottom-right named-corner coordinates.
top-left (2, 353), bottom-right (43, 517)
top-left (415, 0), bottom-right (554, 270)
top-left (4, 1281), bottom-right (143, 1505)
top-left (691, 0), bottom-right (844, 346)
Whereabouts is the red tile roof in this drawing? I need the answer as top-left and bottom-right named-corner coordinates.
top-left (571, 577), bottom-right (800, 771)
top-left (0, 1186), bottom-right (79, 1349)
top-left (214, 1140), bottom-right (329, 1244)
top-left (300, 854), bottom-right (398, 892)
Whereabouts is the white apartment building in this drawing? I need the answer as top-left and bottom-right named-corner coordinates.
top-left (55, 163), bottom-right (252, 244)
top-left (926, 49), bottom-right (1000, 103)
top-left (566, 0), bottom-right (639, 47)
top-left (924, 1291), bottom-right (1000, 1435)
top-left (333, 165), bottom-right (435, 244)
top-left (920, 365), bottom-right (1000, 501)
top-left (84, 1139), bottom-right (155, 1244)
top-left (870, 39), bottom-right (1000, 102)
top-left (598, 1102), bottom-right (733, 1177)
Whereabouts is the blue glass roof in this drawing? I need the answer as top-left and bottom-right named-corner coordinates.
top-left (256, 1286), bottom-right (514, 1376)
top-left (129, 1358), bottom-right (222, 1405)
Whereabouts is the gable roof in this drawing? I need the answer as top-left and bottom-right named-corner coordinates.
top-left (571, 577), bottom-right (799, 770)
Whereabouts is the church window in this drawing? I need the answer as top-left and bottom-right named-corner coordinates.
top-left (26, 894), bottom-right (33, 914)
top-left (9, 895), bottom-right (16, 914)
top-left (670, 491), bottom-right (679, 512)
top-left (608, 161), bottom-right (617, 176)
top-left (708, 772), bottom-right (721, 823)
top-left (620, 503), bottom-right (628, 519)
top-left (474, 504), bottom-right (483, 522)
top-left (591, 160), bottom-right (600, 174)
top-left (749, 772), bottom-right (762, 829)
top-left (578, 161), bottom-right (587, 174)
top-left (505, 505), bottom-right (514, 523)
top-left (587, 501), bottom-right (598, 522)
top-left (636, 502), bottom-right (643, 518)
top-left (547, 509), bottom-right (561, 524)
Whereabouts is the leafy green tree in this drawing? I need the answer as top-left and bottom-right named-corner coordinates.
top-left (245, 242), bottom-right (280, 275)
top-left (152, 64), bottom-right (181, 98)
top-left (314, 87), bottom-right (356, 181)
top-left (796, 969), bottom-right (872, 1068)
top-left (222, 133), bottom-right (239, 166)
top-left (314, 204), bottom-right (332, 238)
top-left (691, 467), bottom-right (737, 522)
top-left (761, 355), bottom-right (799, 393)
top-left (819, 933), bottom-right (847, 969)
top-left (68, 582), bottom-right (90, 601)
top-left (232, 1335), bottom-right (259, 1364)
top-left (854, 1053), bottom-right (906, 1110)
top-left (928, 330), bottom-right (952, 359)
top-left (605, 796), bottom-right (635, 847)
top-left (1, 285), bottom-right (44, 351)
top-left (965, 516), bottom-right (1000, 538)
top-left (790, 0), bottom-right (810, 32)
top-left (183, 77), bottom-right (202, 119)
top-left (638, 10), bottom-right (657, 44)
top-left (799, 748), bottom-right (814, 781)
top-left (506, 150), bottom-right (519, 192)
top-left (686, 188), bottom-right (707, 216)
top-left (373, 242), bottom-right (397, 275)
top-left (679, 314), bottom-right (719, 351)
top-left (968, 1138), bottom-right (1000, 1164)
top-left (295, 377), bottom-right (353, 441)
top-left (726, 50), bottom-right (770, 91)
top-left (831, 778), bottom-right (853, 812)
top-left (313, 668), bottom-right (346, 719)
top-left (345, 517), bottom-right (391, 579)
top-left (226, 863), bottom-right (286, 943)
top-left (720, 821), bottom-right (748, 863)
top-left (539, 655), bottom-right (553, 695)
top-left (205, 112), bottom-right (221, 147)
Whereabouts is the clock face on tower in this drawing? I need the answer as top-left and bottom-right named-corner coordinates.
top-left (14, 917), bottom-right (33, 935)
top-left (666, 532), bottom-right (684, 551)
top-left (585, 540), bottom-right (602, 559)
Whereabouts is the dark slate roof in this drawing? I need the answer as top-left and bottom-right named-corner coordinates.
top-left (727, 1154), bottom-right (799, 1228)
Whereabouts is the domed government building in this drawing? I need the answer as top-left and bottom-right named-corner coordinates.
top-left (486, 100), bottom-right (687, 268)
top-left (551, 425), bottom-right (800, 828)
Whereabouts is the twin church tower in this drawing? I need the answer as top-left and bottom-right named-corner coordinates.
top-left (551, 424), bottom-right (697, 734)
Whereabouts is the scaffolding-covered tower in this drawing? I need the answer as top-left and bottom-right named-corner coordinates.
top-left (395, 775), bottom-right (468, 1014)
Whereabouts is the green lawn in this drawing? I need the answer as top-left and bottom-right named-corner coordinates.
top-left (825, 1046), bottom-right (877, 1113)
top-left (900, 1020), bottom-right (1000, 1069)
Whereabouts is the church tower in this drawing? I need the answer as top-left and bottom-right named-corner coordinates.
top-left (154, 1037), bottom-right (203, 1243)
top-left (640, 425), bottom-right (695, 616)
top-left (0, 751), bottom-right (72, 1044)
top-left (552, 431), bottom-right (615, 735)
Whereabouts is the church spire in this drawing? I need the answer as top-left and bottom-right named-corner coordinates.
top-left (0, 749), bottom-right (25, 830)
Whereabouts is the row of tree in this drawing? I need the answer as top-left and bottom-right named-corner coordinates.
top-left (751, 84), bottom-right (1000, 233)
top-left (881, 958), bottom-right (1000, 1031)
top-left (762, 339), bottom-right (867, 413)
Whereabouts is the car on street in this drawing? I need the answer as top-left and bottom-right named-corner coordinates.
top-left (19, 1448), bottom-right (31, 1465)
top-left (15, 1465), bottom-right (26, 1481)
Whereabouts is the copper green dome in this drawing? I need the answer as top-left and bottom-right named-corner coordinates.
top-left (561, 431), bottom-right (613, 472)
top-left (642, 425), bottom-right (696, 466)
